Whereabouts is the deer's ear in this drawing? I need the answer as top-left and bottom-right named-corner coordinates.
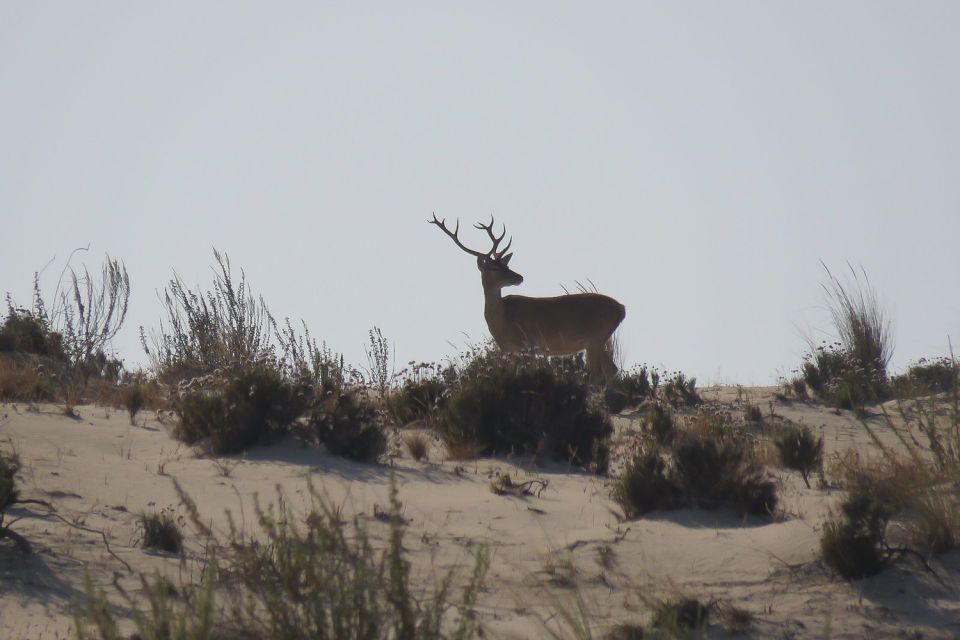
top-left (500, 253), bottom-right (513, 265)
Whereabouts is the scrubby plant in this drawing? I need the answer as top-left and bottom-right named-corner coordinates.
top-left (173, 362), bottom-right (308, 454)
top-left (225, 478), bottom-right (488, 639)
top-left (435, 348), bottom-right (612, 472)
top-left (605, 365), bottom-right (653, 413)
top-left (0, 358), bottom-right (56, 402)
top-left (672, 433), bottom-right (777, 516)
top-left (660, 371), bottom-right (701, 407)
top-left (0, 451), bottom-right (31, 551)
top-left (612, 447), bottom-right (679, 517)
top-left (140, 508), bottom-right (184, 554)
top-left (821, 491), bottom-right (893, 579)
top-left (306, 387), bottom-right (386, 462)
top-left (891, 356), bottom-right (959, 397)
top-left (651, 598), bottom-right (710, 634)
top-left (363, 326), bottom-right (392, 395)
top-left (388, 362), bottom-right (449, 426)
top-left (774, 425), bottom-right (823, 488)
top-left (124, 382), bottom-right (146, 425)
top-left (0, 292), bottom-right (66, 360)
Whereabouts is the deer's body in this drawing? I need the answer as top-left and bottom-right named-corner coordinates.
top-left (431, 214), bottom-right (626, 384)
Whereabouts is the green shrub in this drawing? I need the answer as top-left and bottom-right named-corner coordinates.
top-left (436, 349), bottom-right (612, 472)
top-left (672, 433), bottom-right (777, 516)
top-left (774, 425), bottom-right (823, 488)
top-left (140, 509), bottom-right (184, 554)
top-left (821, 492), bottom-right (893, 579)
top-left (307, 387), bottom-right (387, 462)
top-left (612, 447), bottom-right (679, 517)
top-left (0, 304), bottom-right (66, 360)
top-left (173, 363), bottom-right (308, 454)
top-left (388, 362), bottom-right (448, 425)
top-left (891, 357), bottom-right (959, 397)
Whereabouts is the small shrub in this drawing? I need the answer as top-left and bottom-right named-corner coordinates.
top-left (124, 383), bottom-right (146, 424)
top-left (744, 403), bottom-right (763, 423)
top-left (606, 365), bottom-right (653, 412)
top-left (173, 362), bottom-right (307, 454)
top-left (661, 371), bottom-right (701, 407)
top-left (774, 425), bottom-right (823, 488)
top-left (388, 362), bottom-right (448, 425)
top-left (140, 509), bottom-right (184, 554)
top-left (821, 492), bottom-right (892, 579)
top-left (672, 433), bottom-right (777, 516)
top-left (307, 388), bottom-right (386, 462)
top-left (652, 598), bottom-right (709, 633)
top-left (436, 348), bottom-right (612, 472)
top-left (613, 447), bottom-right (679, 517)
top-left (0, 303), bottom-right (66, 360)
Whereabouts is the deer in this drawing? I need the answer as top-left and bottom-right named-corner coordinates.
top-left (429, 214), bottom-right (625, 385)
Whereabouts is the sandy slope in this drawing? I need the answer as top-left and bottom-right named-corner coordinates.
top-left (1, 388), bottom-right (958, 639)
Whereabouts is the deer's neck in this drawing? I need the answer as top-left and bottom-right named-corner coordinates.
top-left (482, 286), bottom-right (508, 343)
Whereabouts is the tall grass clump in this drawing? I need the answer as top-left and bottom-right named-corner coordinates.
top-left (388, 362), bottom-right (449, 426)
top-left (143, 249), bottom-right (275, 383)
top-left (435, 346), bottom-right (612, 472)
top-left (802, 263), bottom-right (893, 410)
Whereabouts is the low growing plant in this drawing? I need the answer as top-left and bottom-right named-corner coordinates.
top-left (306, 387), bottom-right (387, 462)
top-left (821, 491), bottom-right (893, 579)
top-left (774, 425), bottom-right (823, 488)
top-left (140, 508), bottom-right (184, 554)
top-left (436, 348), bottom-right (612, 472)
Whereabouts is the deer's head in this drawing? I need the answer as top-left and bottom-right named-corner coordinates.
top-left (430, 214), bottom-right (523, 291)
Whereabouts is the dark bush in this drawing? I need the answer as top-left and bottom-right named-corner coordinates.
top-left (387, 363), bottom-right (448, 425)
top-left (307, 388), bottom-right (386, 462)
top-left (0, 307), bottom-right (66, 360)
top-left (0, 451), bottom-right (19, 513)
top-left (774, 425), bottom-right (823, 488)
top-left (661, 371), bottom-right (702, 407)
top-left (124, 383), bottom-right (146, 424)
top-left (652, 598), bottom-right (710, 632)
top-left (606, 365), bottom-right (653, 412)
top-left (891, 357), bottom-right (959, 397)
top-left (672, 434), bottom-right (777, 516)
top-left (436, 349), bottom-right (612, 472)
top-left (612, 447), bottom-right (679, 517)
top-left (821, 492), bottom-right (893, 579)
top-left (140, 509), bottom-right (184, 554)
top-left (173, 362), bottom-right (308, 454)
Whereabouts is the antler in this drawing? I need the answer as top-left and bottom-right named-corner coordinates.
top-left (474, 216), bottom-right (513, 260)
top-left (429, 213), bottom-right (513, 261)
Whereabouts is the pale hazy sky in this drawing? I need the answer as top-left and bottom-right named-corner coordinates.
top-left (2, 2), bottom-right (958, 384)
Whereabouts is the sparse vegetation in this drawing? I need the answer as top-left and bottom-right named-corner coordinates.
top-left (403, 431), bottom-right (431, 461)
top-left (891, 356), bottom-right (959, 397)
top-left (774, 425), bottom-right (823, 488)
top-left (388, 361), bottom-right (449, 425)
